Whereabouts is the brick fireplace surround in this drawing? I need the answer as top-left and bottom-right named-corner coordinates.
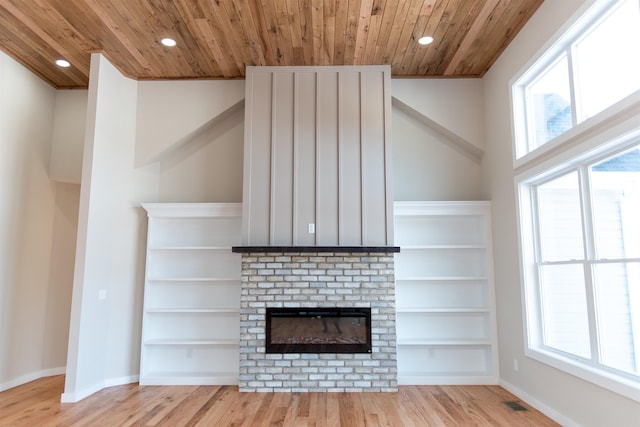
top-left (232, 247), bottom-right (399, 392)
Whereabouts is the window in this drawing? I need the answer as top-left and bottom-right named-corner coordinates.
top-left (520, 142), bottom-right (640, 399)
top-left (536, 172), bottom-right (591, 359)
top-left (514, 0), bottom-right (640, 401)
top-left (527, 55), bottom-right (573, 151)
top-left (513, 0), bottom-right (640, 159)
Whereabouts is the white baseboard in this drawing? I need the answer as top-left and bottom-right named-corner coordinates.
top-left (61, 381), bottom-right (106, 403)
top-left (0, 366), bottom-right (66, 393)
top-left (105, 374), bottom-right (139, 387)
top-left (398, 375), bottom-right (499, 385)
top-left (60, 374), bottom-right (140, 403)
top-left (500, 379), bottom-right (579, 427)
top-left (1, 368), bottom-right (139, 403)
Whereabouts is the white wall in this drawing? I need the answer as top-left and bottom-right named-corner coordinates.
top-left (140, 77), bottom-right (487, 205)
top-left (393, 79), bottom-right (485, 151)
top-left (46, 91), bottom-right (86, 371)
top-left (136, 80), bottom-right (245, 166)
top-left (157, 109), bottom-right (244, 202)
top-left (137, 80), bottom-right (246, 202)
top-left (63, 53), bottom-right (158, 402)
top-left (392, 79), bottom-right (485, 201)
top-left (482, 0), bottom-right (640, 425)
top-left (42, 183), bottom-right (80, 370)
top-left (50, 90), bottom-right (88, 183)
top-left (0, 50), bottom-right (58, 390)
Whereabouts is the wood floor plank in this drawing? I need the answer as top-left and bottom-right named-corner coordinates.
top-left (308, 392), bottom-right (327, 427)
top-left (187, 386), bottom-right (239, 426)
top-left (400, 387), bottom-right (445, 427)
top-left (242, 392), bottom-right (272, 427)
top-left (455, 384), bottom-right (531, 426)
top-left (142, 386), bottom-right (214, 426)
top-left (0, 375), bottom-right (561, 426)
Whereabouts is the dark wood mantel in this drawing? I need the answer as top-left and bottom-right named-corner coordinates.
top-left (232, 246), bottom-right (400, 254)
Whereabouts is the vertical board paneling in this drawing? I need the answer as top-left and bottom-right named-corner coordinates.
top-left (295, 72), bottom-right (317, 245)
top-left (244, 71), bottom-right (273, 244)
top-left (316, 71), bottom-right (339, 245)
top-left (339, 71), bottom-right (363, 244)
top-left (243, 66), bottom-right (391, 246)
top-left (271, 72), bottom-right (294, 244)
top-left (361, 70), bottom-right (387, 245)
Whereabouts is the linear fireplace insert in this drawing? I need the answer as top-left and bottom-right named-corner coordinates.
top-left (266, 307), bottom-right (372, 353)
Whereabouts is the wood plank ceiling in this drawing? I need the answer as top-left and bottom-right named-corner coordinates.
top-left (0, 0), bottom-right (544, 89)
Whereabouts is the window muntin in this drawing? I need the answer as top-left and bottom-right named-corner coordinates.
top-left (513, 0), bottom-right (640, 159)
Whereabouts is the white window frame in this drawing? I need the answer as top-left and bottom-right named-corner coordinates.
top-left (513, 0), bottom-right (640, 402)
top-left (510, 0), bottom-right (640, 168)
top-left (517, 128), bottom-right (640, 401)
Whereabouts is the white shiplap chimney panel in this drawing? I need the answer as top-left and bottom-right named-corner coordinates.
top-left (242, 65), bottom-right (393, 246)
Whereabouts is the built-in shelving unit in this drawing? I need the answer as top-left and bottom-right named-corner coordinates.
top-left (138, 201), bottom-right (497, 385)
top-left (394, 201), bottom-right (499, 384)
top-left (140, 203), bottom-right (242, 385)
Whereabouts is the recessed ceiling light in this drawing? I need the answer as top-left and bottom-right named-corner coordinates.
top-left (418, 36), bottom-right (434, 45)
top-left (161, 38), bottom-right (177, 47)
top-left (55, 59), bottom-right (71, 67)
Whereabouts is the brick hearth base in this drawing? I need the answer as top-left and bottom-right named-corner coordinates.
top-left (236, 251), bottom-right (398, 392)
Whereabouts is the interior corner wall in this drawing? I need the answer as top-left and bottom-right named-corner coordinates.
top-left (392, 79), bottom-right (485, 152)
top-left (135, 80), bottom-right (245, 166)
top-left (43, 183), bottom-right (80, 370)
top-left (391, 79), bottom-right (485, 201)
top-left (156, 106), bottom-right (244, 202)
top-left (481, 0), bottom-right (640, 425)
top-left (63, 53), bottom-right (159, 402)
top-left (0, 51), bottom-right (57, 390)
top-left (50, 90), bottom-right (88, 184)
top-left (137, 77), bottom-right (486, 206)
top-left (135, 80), bottom-right (246, 203)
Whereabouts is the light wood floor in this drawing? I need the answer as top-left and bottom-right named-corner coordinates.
top-left (0, 375), bottom-right (560, 426)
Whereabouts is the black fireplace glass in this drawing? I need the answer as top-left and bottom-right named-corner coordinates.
top-left (265, 307), bottom-right (372, 353)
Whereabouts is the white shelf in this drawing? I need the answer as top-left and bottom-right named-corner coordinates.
top-left (140, 203), bottom-right (242, 386)
top-left (149, 246), bottom-right (233, 251)
top-left (396, 308), bottom-right (490, 314)
top-left (397, 339), bottom-right (493, 346)
top-left (398, 375), bottom-right (496, 385)
top-left (400, 245), bottom-right (487, 250)
top-left (144, 339), bottom-right (239, 346)
top-left (147, 277), bottom-right (240, 282)
top-left (142, 371), bottom-right (238, 378)
top-left (140, 373), bottom-right (239, 386)
top-left (396, 276), bottom-right (488, 282)
top-left (394, 201), bottom-right (498, 385)
top-left (146, 308), bottom-right (240, 314)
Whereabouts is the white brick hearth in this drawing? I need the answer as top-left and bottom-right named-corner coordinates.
top-left (237, 251), bottom-right (398, 392)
